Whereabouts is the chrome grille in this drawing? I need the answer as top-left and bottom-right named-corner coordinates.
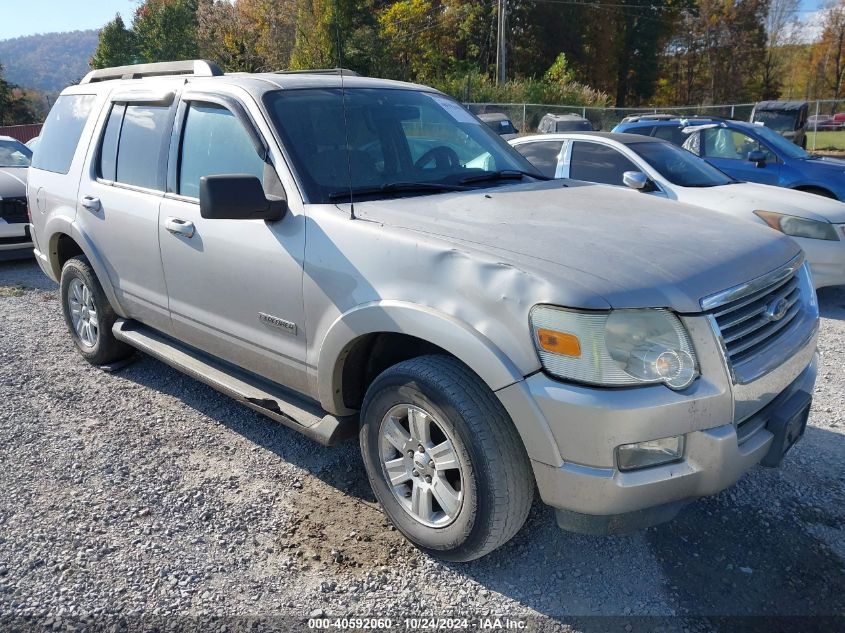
top-left (712, 272), bottom-right (801, 365)
top-left (703, 255), bottom-right (815, 384)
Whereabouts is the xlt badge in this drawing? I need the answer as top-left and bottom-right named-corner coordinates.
top-left (258, 312), bottom-right (297, 335)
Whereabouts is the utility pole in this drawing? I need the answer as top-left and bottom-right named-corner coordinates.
top-left (496, 0), bottom-right (507, 84)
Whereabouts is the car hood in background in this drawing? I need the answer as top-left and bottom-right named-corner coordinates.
top-left (351, 180), bottom-right (800, 313)
top-left (806, 155), bottom-right (845, 167)
top-left (676, 182), bottom-right (845, 224)
top-left (0, 167), bottom-right (27, 198)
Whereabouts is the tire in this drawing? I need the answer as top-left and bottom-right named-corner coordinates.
top-left (60, 255), bottom-right (132, 366)
top-left (359, 354), bottom-right (534, 561)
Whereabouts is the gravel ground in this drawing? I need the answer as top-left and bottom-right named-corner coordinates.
top-left (0, 259), bottom-right (843, 632)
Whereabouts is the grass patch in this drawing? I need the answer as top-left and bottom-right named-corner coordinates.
top-left (0, 284), bottom-right (28, 297)
top-left (807, 130), bottom-right (845, 151)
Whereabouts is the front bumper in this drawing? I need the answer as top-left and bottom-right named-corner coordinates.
top-left (496, 310), bottom-right (819, 532)
top-left (797, 230), bottom-right (845, 289)
top-left (0, 223), bottom-right (33, 259)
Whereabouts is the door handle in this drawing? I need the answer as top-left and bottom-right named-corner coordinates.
top-left (165, 217), bottom-right (195, 238)
top-left (80, 196), bottom-right (101, 212)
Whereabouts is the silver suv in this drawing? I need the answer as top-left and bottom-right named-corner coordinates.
top-left (28, 60), bottom-right (819, 561)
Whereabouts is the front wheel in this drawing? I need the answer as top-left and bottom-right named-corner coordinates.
top-left (360, 355), bottom-right (534, 561)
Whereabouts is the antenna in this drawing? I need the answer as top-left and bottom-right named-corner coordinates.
top-left (334, 0), bottom-right (356, 220)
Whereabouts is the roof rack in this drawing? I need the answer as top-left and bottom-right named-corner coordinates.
top-left (80, 60), bottom-right (223, 84)
top-left (273, 68), bottom-right (360, 77)
top-left (622, 113), bottom-right (727, 124)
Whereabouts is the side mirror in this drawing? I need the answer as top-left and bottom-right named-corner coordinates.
top-left (623, 171), bottom-right (650, 191)
top-left (200, 175), bottom-right (286, 221)
top-left (747, 150), bottom-right (766, 168)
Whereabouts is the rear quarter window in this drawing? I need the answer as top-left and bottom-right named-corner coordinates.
top-left (31, 94), bottom-right (97, 174)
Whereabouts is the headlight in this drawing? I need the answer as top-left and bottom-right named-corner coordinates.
top-left (754, 210), bottom-right (840, 241)
top-left (530, 306), bottom-right (698, 390)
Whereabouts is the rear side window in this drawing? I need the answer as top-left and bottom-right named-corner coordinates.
top-left (32, 94), bottom-right (96, 174)
top-left (653, 125), bottom-right (688, 146)
top-left (514, 141), bottom-right (563, 178)
top-left (116, 105), bottom-right (172, 190)
top-left (178, 102), bottom-right (266, 199)
top-left (626, 125), bottom-right (655, 138)
top-left (98, 104), bottom-right (124, 181)
top-left (569, 142), bottom-right (638, 186)
top-left (97, 103), bottom-right (171, 190)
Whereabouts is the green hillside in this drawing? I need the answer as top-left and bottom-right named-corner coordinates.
top-left (0, 30), bottom-right (99, 93)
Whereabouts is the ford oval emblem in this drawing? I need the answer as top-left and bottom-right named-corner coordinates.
top-left (764, 297), bottom-right (790, 322)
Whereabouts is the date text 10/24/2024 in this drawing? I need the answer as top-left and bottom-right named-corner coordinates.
top-left (307, 617), bottom-right (528, 630)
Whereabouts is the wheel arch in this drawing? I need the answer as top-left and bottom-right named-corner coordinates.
top-left (316, 301), bottom-right (526, 416)
top-left (792, 184), bottom-right (839, 200)
top-left (43, 216), bottom-right (126, 316)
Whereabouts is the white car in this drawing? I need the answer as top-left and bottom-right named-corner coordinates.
top-left (511, 132), bottom-right (845, 288)
top-left (0, 136), bottom-right (33, 260)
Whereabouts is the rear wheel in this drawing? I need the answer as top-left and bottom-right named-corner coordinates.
top-left (360, 355), bottom-right (534, 561)
top-left (60, 255), bottom-right (132, 366)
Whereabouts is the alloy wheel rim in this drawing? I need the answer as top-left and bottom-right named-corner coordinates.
top-left (378, 404), bottom-right (465, 528)
top-left (68, 278), bottom-right (99, 348)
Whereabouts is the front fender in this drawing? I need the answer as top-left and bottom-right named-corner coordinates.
top-left (43, 215), bottom-right (127, 317)
top-left (317, 300), bottom-right (526, 414)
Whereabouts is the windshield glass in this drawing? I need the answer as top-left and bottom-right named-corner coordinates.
top-left (630, 141), bottom-right (734, 187)
top-left (752, 124), bottom-right (808, 159)
top-left (263, 88), bottom-right (540, 203)
top-left (753, 110), bottom-right (799, 132)
top-left (0, 139), bottom-right (32, 167)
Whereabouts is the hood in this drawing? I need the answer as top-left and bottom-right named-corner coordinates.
top-left (0, 167), bottom-right (27, 198)
top-left (683, 182), bottom-right (845, 224)
top-left (803, 155), bottom-right (845, 169)
top-left (351, 180), bottom-right (801, 312)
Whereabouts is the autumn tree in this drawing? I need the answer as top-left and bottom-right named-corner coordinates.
top-left (0, 61), bottom-right (37, 125)
top-left (761, 0), bottom-right (800, 98)
top-left (133, 0), bottom-right (200, 63)
top-left (91, 14), bottom-right (137, 69)
top-left (812, 1), bottom-right (845, 107)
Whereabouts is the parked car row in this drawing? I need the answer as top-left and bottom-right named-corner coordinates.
top-left (611, 115), bottom-right (845, 202)
top-left (511, 131), bottom-right (845, 288)
top-left (807, 113), bottom-right (845, 131)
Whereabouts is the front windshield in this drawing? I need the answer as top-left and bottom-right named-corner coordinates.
top-left (752, 124), bottom-right (808, 159)
top-left (0, 139), bottom-right (32, 167)
top-left (753, 110), bottom-right (798, 133)
top-left (263, 88), bottom-right (541, 203)
top-left (630, 141), bottom-right (734, 187)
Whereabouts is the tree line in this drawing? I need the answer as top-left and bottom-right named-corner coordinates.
top-left (72, 0), bottom-right (845, 110)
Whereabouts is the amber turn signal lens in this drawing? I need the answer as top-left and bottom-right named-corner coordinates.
top-left (536, 328), bottom-right (581, 357)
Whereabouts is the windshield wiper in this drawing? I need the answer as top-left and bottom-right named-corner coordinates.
top-left (328, 181), bottom-right (469, 201)
top-left (458, 169), bottom-right (550, 185)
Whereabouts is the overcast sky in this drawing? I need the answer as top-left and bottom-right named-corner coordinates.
top-left (0, 0), bottom-right (832, 42)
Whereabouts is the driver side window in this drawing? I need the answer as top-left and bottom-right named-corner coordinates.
top-left (178, 102), bottom-right (266, 199)
top-left (700, 129), bottom-right (776, 163)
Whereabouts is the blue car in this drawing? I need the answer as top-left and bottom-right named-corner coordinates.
top-left (612, 117), bottom-right (845, 201)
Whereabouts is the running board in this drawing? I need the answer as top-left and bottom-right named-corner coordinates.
top-left (112, 319), bottom-right (356, 445)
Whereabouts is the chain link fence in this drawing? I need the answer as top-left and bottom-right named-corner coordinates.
top-left (466, 100), bottom-right (845, 152)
